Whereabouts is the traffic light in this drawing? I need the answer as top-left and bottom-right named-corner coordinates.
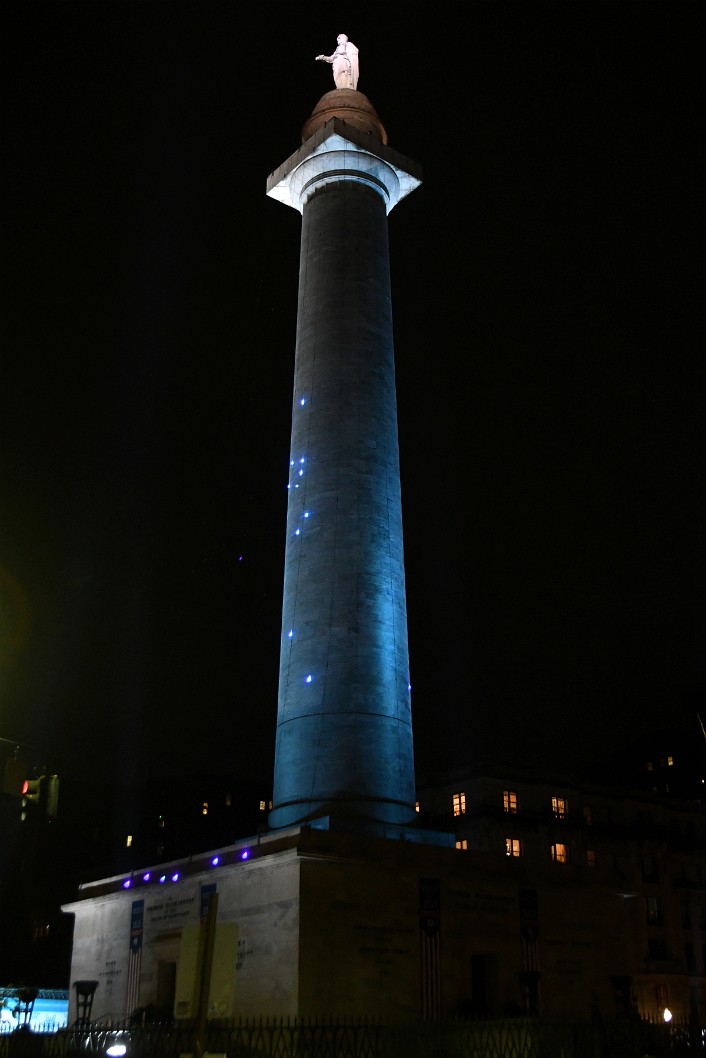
top-left (22, 776), bottom-right (45, 806)
top-left (20, 773), bottom-right (60, 819)
top-left (21, 775), bottom-right (44, 821)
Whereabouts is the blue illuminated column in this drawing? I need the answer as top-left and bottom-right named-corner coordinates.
top-left (266, 91), bottom-right (422, 829)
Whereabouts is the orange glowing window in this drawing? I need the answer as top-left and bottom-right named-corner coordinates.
top-left (452, 792), bottom-right (466, 816)
top-left (551, 796), bottom-right (567, 819)
top-left (503, 790), bottom-right (518, 814)
top-left (456, 839), bottom-right (468, 850)
top-left (506, 837), bottom-right (521, 858)
top-left (551, 842), bottom-right (568, 863)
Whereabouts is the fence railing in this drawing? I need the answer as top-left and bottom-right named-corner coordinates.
top-left (0, 1015), bottom-right (702, 1058)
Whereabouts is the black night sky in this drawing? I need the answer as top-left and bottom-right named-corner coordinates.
top-left (2, 3), bottom-right (704, 791)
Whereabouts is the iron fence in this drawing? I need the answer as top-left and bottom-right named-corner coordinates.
top-left (0, 1015), bottom-right (702, 1058)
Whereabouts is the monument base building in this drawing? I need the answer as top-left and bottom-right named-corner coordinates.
top-left (61, 764), bottom-right (706, 1028)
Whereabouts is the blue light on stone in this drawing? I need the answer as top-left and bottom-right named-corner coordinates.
top-left (159, 875), bottom-right (166, 884)
top-left (211, 856), bottom-right (220, 867)
top-left (142, 872), bottom-right (151, 882)
top-left (123, 879), bottom-right (131, 889)
top-left (300, 398), bottom-right (306, 406)
top-left (303, 512), bottom-right (310, 518)
top-left (288, 630), bottom-right (294, 637)
top-left (305, 674), bottom-right (312, 683)
top-left (295, 529), bottom-right (300, 536)
top-left (241, 850), bottom-right (250, 860)
top-left (171, 873), bottom-right (179, 883)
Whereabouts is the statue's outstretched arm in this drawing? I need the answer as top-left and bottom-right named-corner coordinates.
top-left (315, 53), bottom-right (334, 63)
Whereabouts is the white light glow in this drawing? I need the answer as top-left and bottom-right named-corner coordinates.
top-left (663, 1008), bottom-right (673, 1023)
top-left (305, 674), bottom-right (312, 683)
top-left (295, 529), bottom-right (300, 536)
top-left (288, 630), bottom-right (294, 637)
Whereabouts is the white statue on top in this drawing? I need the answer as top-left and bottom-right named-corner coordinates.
top-left (315, 34), bottom-right (359, 91)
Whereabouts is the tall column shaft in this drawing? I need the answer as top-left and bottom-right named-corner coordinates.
top-left (266, 110), bottom-right (422, 830)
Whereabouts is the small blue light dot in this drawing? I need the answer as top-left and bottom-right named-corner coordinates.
top-left (142, 872), bottom-right (151, 882)
top-left (298, 469), bottom-right (304, 476)
top-left (241, 850), bottom-right (250, 861)
top-left (300, 398), bottom-right (306, 406)
top-left (299, 457), bottom-right (305, 464)
top-left (159, 875), bottom-right (166, 885)
top-left (123, 879), bottom-right (132, 889)
top-left (295, 529), bottom-right (300, 536)
top-left (290, 460), bottom-right (295, 466)
top-left (171, 872), bottom-right (179, 883)
top-left (303, 511), bottom-right (310, 518)
top-left (288, 630), bottom-right (294, 638)
top-left (295, 484), bottom-right (299, 488)
top-left (305, 674), bottom-right (313, 683)
top-left (408, 684), bottom-right (412, 691)
top-left (211, 856), bottom-right (220, 867)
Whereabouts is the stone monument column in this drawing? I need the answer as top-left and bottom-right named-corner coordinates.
top-left (266, 80), bottom-right (422, 830)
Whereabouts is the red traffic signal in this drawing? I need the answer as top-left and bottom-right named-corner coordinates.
top-left (22, 777), bottom-right (43, 803)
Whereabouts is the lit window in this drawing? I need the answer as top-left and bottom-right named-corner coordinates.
top-left (503, 790), bottom-right (518, 814)
top-left (587, 849), bottom-right (596, 867)
top-left (506, 838), bottom-right (521, 858)
top-left (415, 802), bottom-right (420, 813)
top-left (646, 896), bottom-right (662, 924)
top-left (202, 802), bottom-right (208, 816)
top-left (551, 842), bottom-right (568, 863)
top-left (456, 839), bottom-right (468, 850)
top-left (269, 800), bottom-right (273, 810)
top-left (551, 796), bottom-right (567, 819)
top-left (126, 835), bottom-right (133, 848)
top-left (452, 792), bottom-right (466, 816)
top-left (667, 756), bottom-right (674, 766)
top-left (259, 800), bottom-right (267, 812)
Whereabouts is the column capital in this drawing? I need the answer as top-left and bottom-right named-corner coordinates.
top-left (266, 118), bottom-right (422, 215)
